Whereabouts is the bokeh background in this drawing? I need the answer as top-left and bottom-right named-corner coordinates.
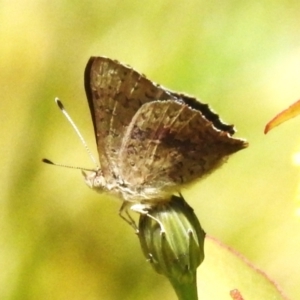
top-left (2, 0), bottom-right (300, 299)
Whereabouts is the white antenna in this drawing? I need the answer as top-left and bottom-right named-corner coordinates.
top-left (42, 158), bottom-right (96, 172)
top-left (42, 98), bottom-right (99, 169)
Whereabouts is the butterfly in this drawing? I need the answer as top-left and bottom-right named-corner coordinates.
top-left (82, 56), bottom-right (247, 215)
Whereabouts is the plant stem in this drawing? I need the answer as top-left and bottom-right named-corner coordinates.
top-left (168, 271), bottom-right (198, 300)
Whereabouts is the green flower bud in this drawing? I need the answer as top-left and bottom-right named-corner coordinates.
top-left (138, 194), bottom-right (205, 299)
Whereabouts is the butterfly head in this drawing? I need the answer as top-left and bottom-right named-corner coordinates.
top-left (82, 169), bottom-right (107, 193)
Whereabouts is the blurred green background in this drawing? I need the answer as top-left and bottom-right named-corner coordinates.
top-left (2, 0), bottom-right (300, 299)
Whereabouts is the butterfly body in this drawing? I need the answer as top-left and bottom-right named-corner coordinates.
top-left (83, 167), bottom-right (175, 202)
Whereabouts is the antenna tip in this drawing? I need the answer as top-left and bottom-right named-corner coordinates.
top-left (55, 98), bottom-right (64, 110)
top-left (42, 158), bottom-right (54, 165)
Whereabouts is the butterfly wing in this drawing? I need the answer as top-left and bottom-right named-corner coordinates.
top-left (118, 100), bottom-right (247, 191)
top-left (85, 56), bottom-right (247, 196)
top-left (84, 57), bottom-right (176, 180)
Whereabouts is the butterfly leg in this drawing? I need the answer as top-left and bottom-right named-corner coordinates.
top-left (130, 203), bottom-right (166, 233)
top-left (119, 202), bottom-right (166, 233)
top-left (119, 202), bottom-right (139, 232)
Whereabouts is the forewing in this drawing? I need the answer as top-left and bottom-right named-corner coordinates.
top-left (118, 100), bottom-right (247, 188)
top-left (84, 57), bottom-right (176, 179)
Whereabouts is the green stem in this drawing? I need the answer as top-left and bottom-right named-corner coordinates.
top-left (168, 271), bottom-right (198, 300)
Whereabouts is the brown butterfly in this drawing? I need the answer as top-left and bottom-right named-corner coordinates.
top-left (81, 56), bottom-right (247, 214)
